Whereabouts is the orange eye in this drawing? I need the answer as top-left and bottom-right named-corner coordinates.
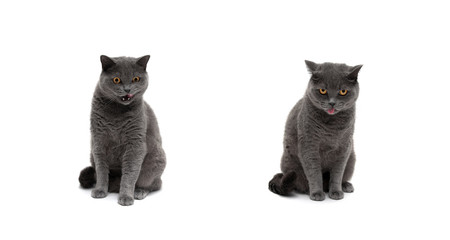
top-left (319, 89), bottom-right (327, 95)
top-left (339, 89), bottom-right (348, 96)
top-left (113, 77), bottom-right (121, 84)
top-left (132, 77), bottom-right (140, 82)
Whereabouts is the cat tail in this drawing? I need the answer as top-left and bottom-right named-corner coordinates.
top-left (79, 166), bottom-right (96, 188)
top-left (268, 171), bottom-right (297, 196)
top-left (78, 167), bottom-right (121, 193)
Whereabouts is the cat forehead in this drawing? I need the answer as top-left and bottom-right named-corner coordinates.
top-left (317, 62), bottom-right (350, 74)
top-left (107, 57), bottom-right (142, 72)
top-left (314, 63), bottom-right (354, 86)
top-left (315, 80), bottom-right (347, 90)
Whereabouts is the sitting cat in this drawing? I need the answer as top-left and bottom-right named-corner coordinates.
top-left (79, 55), bottom-right (166, 206)
top-left (269, 60), bottom-right (362, 201)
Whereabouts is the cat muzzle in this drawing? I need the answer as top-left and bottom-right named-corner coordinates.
top-left (121, 94), bottom-right (134, 102)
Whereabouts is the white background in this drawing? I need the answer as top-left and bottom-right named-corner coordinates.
top-left (1, 0), bottom-right (449, 239)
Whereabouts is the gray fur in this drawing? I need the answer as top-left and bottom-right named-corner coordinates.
top-left (80, 55), bottom-right (166, 206)
top-left (269, 60), bottom-right (362, 201)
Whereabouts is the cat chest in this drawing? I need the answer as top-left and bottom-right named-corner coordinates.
top-left (313, 125), bottom-right (353, 160)
top-left (92, 111), bottom-right (145, 137)
top-left (318, 141), bottom-right (350, 156)
top-left (108, 124), bottom-right (146, 147)
top-left (92, 115), bottom-right (146, 157)
top-left (96, 124), bottom-right (145, 167)
top-left (317, 136), bottom-right (352, 168)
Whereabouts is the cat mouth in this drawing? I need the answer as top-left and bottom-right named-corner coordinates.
top-left (121, 94), bottom-right (134, 102)
top-left (327, 108), bottom-right (336, 114)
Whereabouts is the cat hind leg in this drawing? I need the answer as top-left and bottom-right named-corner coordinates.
top-left (323, 171), bottom-right (354, 193)
top-left (134, 178), bottom-right (162, 200)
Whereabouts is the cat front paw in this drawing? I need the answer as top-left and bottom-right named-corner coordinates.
top-left (342, 182), bottom-right (354, 193)
top-left (118, 194), bottom-right (134, 206)
top-left (329, 190), bottom-right (344, 200)
top-left (310, 191), bottom-right (325, 201)
top-left (91, 189), bottom-right (107, 198)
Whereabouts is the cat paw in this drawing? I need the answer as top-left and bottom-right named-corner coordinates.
top-left (342, 182), bottom-right (354, 193)
top-left (118, 194), bottom-right (134, 206)
top-left (134, 188), bottom-right (150, 200)
top-left (329, 190), bottom-right (344, 200)
top-left (91, 189), bottom-right (107, 198)
top-left (310, 191), bottom-right (325, 201)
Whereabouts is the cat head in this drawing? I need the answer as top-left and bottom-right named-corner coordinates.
top-left (305, 60), bottom-right (362, 115)
top-left (97, 55), bottom-right (150, 105)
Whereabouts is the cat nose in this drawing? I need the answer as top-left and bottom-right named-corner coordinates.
top-left (329, 102), bottom-right (335, 107)
top-left (124, 88), bottom-right (131, 93)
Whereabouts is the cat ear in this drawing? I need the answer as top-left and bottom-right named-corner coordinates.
top-left (347, 65), bottom-right (363, 81)
top-left (100, 55), bottom-right (116, 71)
top-left (305, 60), bottom-right (318, 74)
top-left (136, 55), bottom-right (151, 70)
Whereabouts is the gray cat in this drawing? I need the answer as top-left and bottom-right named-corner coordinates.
top-left (79, 55), bottom-right (166, 206)
top-left (268, 60), bottom-right (362, 201)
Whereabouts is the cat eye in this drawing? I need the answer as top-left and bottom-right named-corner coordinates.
top-left (339, 89), bottom-right (348, 96)
top-left (113, 77), bottom-right (121, 84)
top-left (319, 89), bottom-right (327, 95)
top-left (132, 77), bottom-right (140, 82)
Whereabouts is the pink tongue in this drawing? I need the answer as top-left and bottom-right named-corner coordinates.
top-left (126, 94), bottom-right (134, 98)
top-left (328, 108), bottom-right (335, 114)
